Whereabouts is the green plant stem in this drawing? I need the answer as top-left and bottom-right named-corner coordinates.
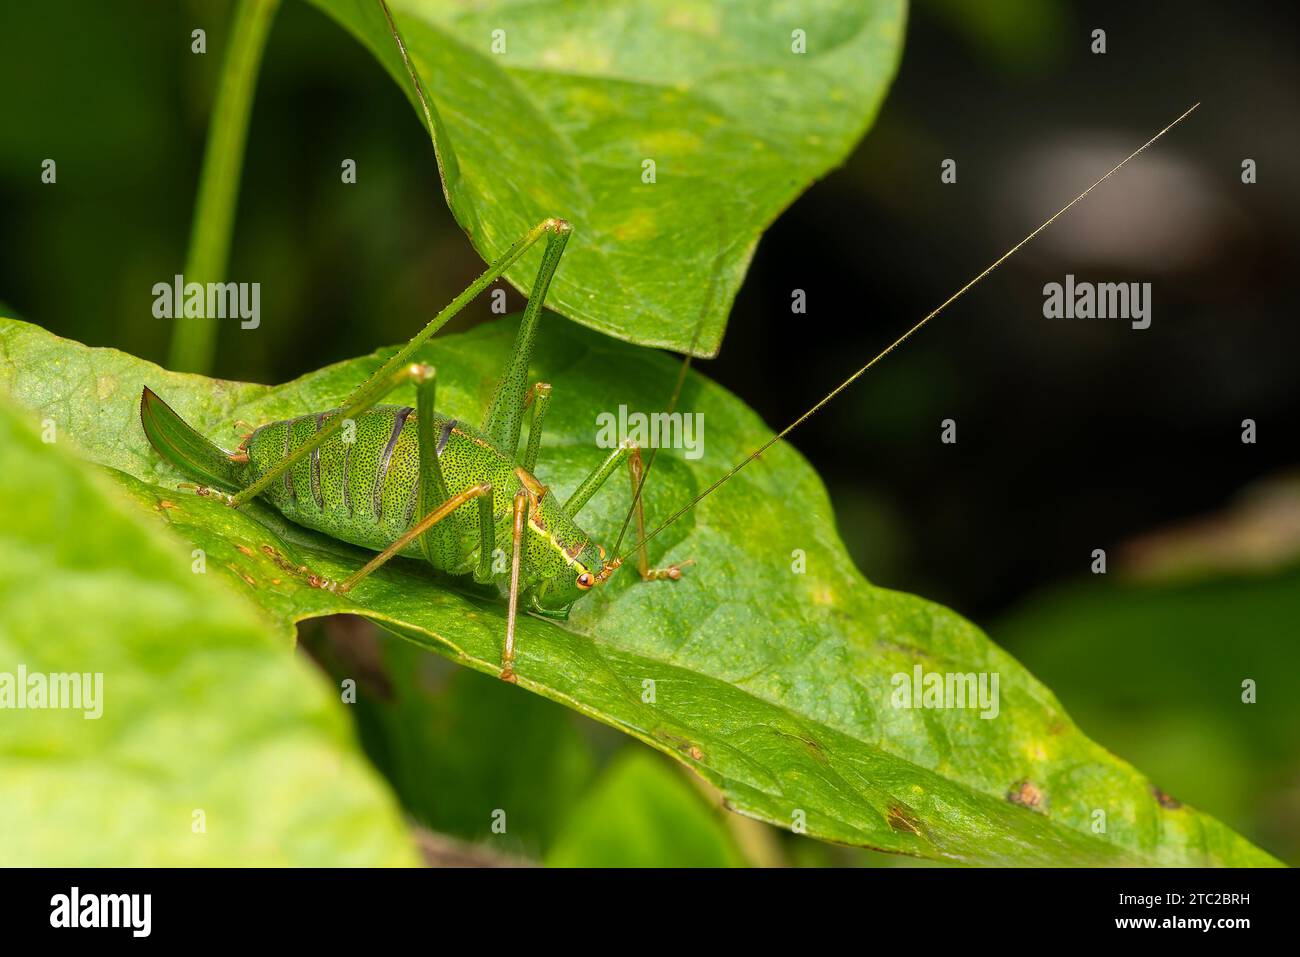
top-left (168, 0), bottom-right (280, 374)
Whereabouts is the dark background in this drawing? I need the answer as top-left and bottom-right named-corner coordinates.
top-left (2, 0), bottom-right (1296, 862)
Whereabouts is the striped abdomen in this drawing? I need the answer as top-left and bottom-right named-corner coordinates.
top-left (245, 405), bottom-right (498, 563)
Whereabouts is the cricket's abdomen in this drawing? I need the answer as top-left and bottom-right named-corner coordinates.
top-left (245, 406), bottom-right (517, 570)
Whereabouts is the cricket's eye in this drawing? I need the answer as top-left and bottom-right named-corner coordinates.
top-left (576, 572), bottom-right (594, 590)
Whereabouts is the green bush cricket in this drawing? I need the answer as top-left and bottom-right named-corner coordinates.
top-left (141, 217), bottom-right (695, 682)
top-left (139, 98), bottom-right (1199, 682)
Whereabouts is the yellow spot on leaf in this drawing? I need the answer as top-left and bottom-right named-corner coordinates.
top-left (542, 39), bottom-right (610, 71)
top-left (663, 5), bottom-right (721, 37)
top-left (809, 583), bottom-right (835, 605)
top-left (612, 210), bottom-right (660, 243)
top-left (642, 128), bottom-right (702, 157)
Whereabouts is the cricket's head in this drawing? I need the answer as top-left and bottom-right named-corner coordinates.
top-left (531, 540), bottom-right (620, 612)
top-left (572, 544), bottom-right (620, 594)
top-left (569, 541), bottom-right (621, 595)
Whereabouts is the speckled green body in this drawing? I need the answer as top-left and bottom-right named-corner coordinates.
top-left (140, 219), bottom-right (610, 629)
top-left (242, 405), bottom-right (603, 605)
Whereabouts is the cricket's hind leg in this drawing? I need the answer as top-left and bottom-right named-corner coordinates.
top-left (299, 364), bottom-right (498, 593)
top-left (564, 441), bottom-right (693, 582)
top-left (222, 217), bottom-right (572, 510)
top-left (481, 222), bottom-right (571, 461)
top-left (224, 361), bottom-right (438, 507)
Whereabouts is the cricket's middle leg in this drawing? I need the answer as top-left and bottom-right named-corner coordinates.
top-left (500, 488), bottom-right (530, 683)
top-left (520, 382), bottom-right (552, 475)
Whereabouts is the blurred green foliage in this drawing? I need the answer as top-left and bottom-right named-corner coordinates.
top-left (305, 628), bottom-right (601, 858)
top-left (0, 397), bottom-right (416, 865)
top-left (545, 750), bottom-right (746, 867)
top-left (922, 0), bottom-right (1068, 73)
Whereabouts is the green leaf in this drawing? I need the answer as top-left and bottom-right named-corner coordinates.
top-left (0, 392), bottom-right (418, 866)
top-left (545, 749), bottom-right (746, 867)
top-left (0, 315), bottom-right (1281, 866)
top-left (306, 0), bottom-right (906, 355)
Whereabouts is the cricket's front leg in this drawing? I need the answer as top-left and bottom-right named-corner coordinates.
top-left (624, 444), bottom-right (694, 582)
top-left (229, 217), bottom-right (573, 508)
top-left (563, 441), bottom-right (692, 583)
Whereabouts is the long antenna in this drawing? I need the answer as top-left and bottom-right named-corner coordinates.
top-left (610, 217), bottom-right (728, 556)
top-left (616, 102), bottom-right (1201, 565)
top-left (609, 316), bottom-right (705, 556)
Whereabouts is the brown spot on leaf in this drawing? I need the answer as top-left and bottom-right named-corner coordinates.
top-left (225, 563), bottom-right (257, 588)
top-left (261, 544), bottom-right (313, 579)
top-left (1008, 779), bottom-right (1045, 812)
top-left (1152, 785), bottom-right (1182, 809)
top-left (653, 729), bottom-right (704, 762)
top-left (802, 736), bottom-right (827, 763)
top-left (158, 500), bottom-right (177, 511)
top-left (886, 802), bottom-right (924, 837)
top-left (236, 544), bottom-right (254, 557)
